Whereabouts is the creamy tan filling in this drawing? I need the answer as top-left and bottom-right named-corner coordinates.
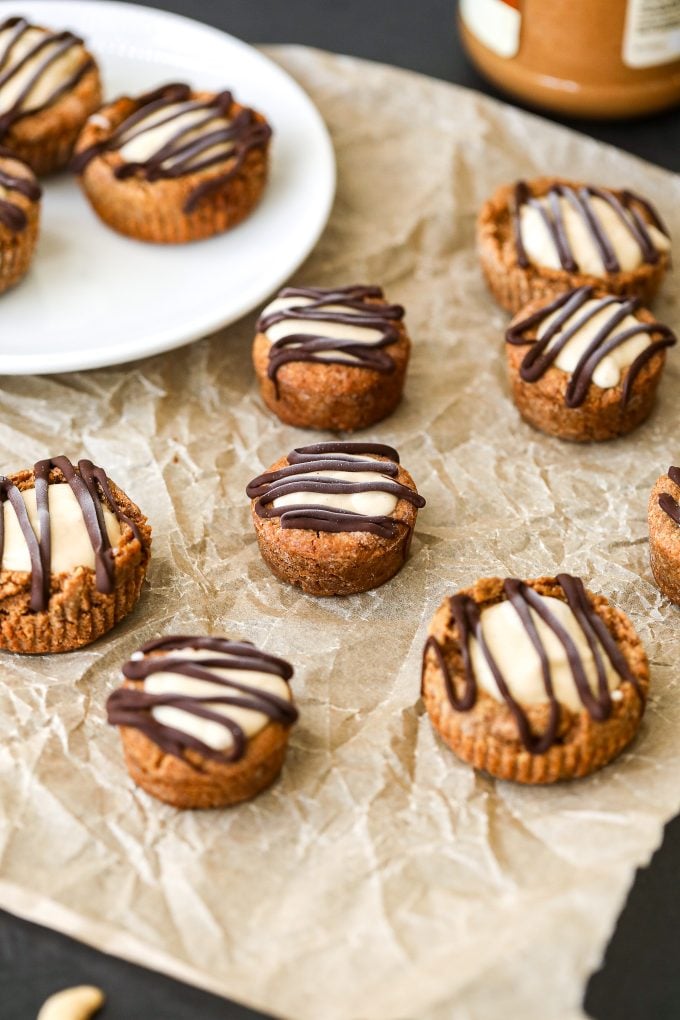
top-left (134, 647), bottom-right (292, 752)
top-left (469, 595), bottom-right (621, 712)
top-left (1, 484), bottom-right (121, 574)
top-left (0, 26), bottom-right (88, 116)
top-left (519, 194), bottom-right (670, 275)
top-left (272, 454), bottom-right (398, 517)
top-left (538, 298), bottom-right (651, 389)
top-left (261, 295), bottom-right (384, 365)
top-left (117, 103), bottom-right (234, 170)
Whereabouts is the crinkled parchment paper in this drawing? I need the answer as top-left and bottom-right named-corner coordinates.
top-left (0, 45), bottom-right (679, 1020)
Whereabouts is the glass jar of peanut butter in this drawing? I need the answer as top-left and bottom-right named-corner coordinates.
top-left (459, 0), bottom-right (680, 118)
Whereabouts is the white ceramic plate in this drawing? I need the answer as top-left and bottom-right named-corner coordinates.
top-left (0, 0), bottom-right (335, 374)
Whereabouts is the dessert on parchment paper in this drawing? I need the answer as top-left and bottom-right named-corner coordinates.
top-left (246, 441), bottom-right (426, 596)
top-left (422, 574), bottom-right (649, 784)
top-left (649, 466), bottom-right (680, 606)
top-left (107, 635), bottom-right (298, 809)
top-left (478, 177), bottom-right (671, 314)
top-left (505, 285), bottom-right (676, 441)
top-left (0, 455), bottom-right (151, 653)
top-left (253, 284), bottom-right (411, 431)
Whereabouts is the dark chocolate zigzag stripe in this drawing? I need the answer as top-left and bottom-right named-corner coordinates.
top-left (246, 442), bottom-right (425, 538)
top-left (659, 465), bottom-right (680, 524)
top-left (0, 17), bottom-right (93, 137)
top-left (258, 285), bottom-right (404, 393)
top-left (106, 635), bottom-right (297, 765)
top-left (71, 82), bottom-right (271, 214)
top-left (0, 455), bottom-right (141, 612)
top-left (512, 181), bottom-right (670, 273)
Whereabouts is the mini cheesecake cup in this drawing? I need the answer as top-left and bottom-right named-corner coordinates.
top-left (505, 291), bottom-right (673, 442)
top-left (252, 297), bottom-right (411, 432)
top-left (108, 637), bottom-right (298, 809)
top-left (477, 177), bottom-right (671, 315)
top-left (422, 576), bottom-right (649, 784)
top-left (73, 89), bottom-right (271, 243)
top-left (649, 470), bottom-right (680, 605)
top-left (0, 465), bottom-right (151, 654)
top-left (0, 151), bottom-right (41, 295)
top-left (0, 35), bottom-right (101, 176)
top-left (249, 454), bottom-right (424, 597)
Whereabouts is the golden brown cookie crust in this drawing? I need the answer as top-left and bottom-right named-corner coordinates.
top-left (649, 472), bottom-right (680, 605)
top-left (0, 466), bottom-right (152, 654)
top-left (505, 292), bottom-right (668, 442)
top-left (2, 62), bottom-right (102, 176)
top-left (119, 704), bottom-right (291, 809)
top-left (0, 153), bottom-right (40, 295)
top-left (422, 576), bottom-right (649, 784)
top-left (477, 177), bottom-right (670, 314)
top-left (73, 91), bottom-right (270, 243)
top-left (250, 454), bottom-right (422, 596)
top-left (252, 300), bottom-right (411, 432)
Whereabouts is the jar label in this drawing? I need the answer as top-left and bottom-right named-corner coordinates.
top-left (623, 0), bottom-right (680, 67)
top-left (460, 0), bottom-right (521, 59)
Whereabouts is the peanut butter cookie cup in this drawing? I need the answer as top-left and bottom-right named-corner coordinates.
top-left (505, 286), bottom-right (676, 441)
top-left (0, 456), bottom-right (151, 653)
top-left (107, 635), bottom-right (298, 809)
top-left (246, 441), bottom-right (426, 596)
top-left (422, 575), bottom-right (649, 784)
top-left (478, 177), bottom-right (671, 314)
top-left (72, 82), bottom-right (271, 243)
top-left (253, 285), bottom-right (411, 431)
top-left (0, 16), bottom-right (101, 175)
top-left (649, 466), bottom-right (680, 605)
top-left (0, 147), bottom-right (40, 294)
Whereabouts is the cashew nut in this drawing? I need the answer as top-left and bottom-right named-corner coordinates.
top-left (37, 985), bottom-right (105, 1020)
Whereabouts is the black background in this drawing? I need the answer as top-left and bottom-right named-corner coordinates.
top-left (1, 2), bottom-right (680, 1018)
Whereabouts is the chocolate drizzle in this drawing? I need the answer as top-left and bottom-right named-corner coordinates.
top-left (246, 442), bottom-right (425, 538)
top-left (0, 146), bottom-right (40, 231)
top-left (512, 181), bottom-right (670, 273)
top-left (0, 456), bottom-right (142, 612)
top-left (0, 18), bottom-right (93, 137)
top-left (257, 285), bottom-right (404, 395)
top-left (506, 285), bottom-right (676, 407)
top-left (659, 465), bottom-right (680, 525)
top-left (423, 575), bottom-right (640, 754)
top-left (71, 82), bottom-right (271, 213)
top-left (106, 635), bottom-right (298, 766)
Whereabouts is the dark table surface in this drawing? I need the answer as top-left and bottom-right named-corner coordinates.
top-left (2, 2), bottom-right (680, 1018)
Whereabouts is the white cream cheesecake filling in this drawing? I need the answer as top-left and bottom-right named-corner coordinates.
top-left (137, 647), bottom-right (293, 752)
top-left (469, 595), bottom-right (621, 712)
top-left (271, 453), bottom-right (398, 517)
top-left (538, 297), bottom-right (651, 389)
top-left (261, 294), bottom-right (385, 365)
top-left (0, 25), bottom-right (88, 116)
top-left (1, 483), bottom-right (121, 574)
top-left (117, 102), bottom-right (235, 171)
top-left (520, 194), bottom-right (670, 276)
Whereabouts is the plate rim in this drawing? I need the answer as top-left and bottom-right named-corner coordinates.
top-left (0, 0), bottom-right (336, 375)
